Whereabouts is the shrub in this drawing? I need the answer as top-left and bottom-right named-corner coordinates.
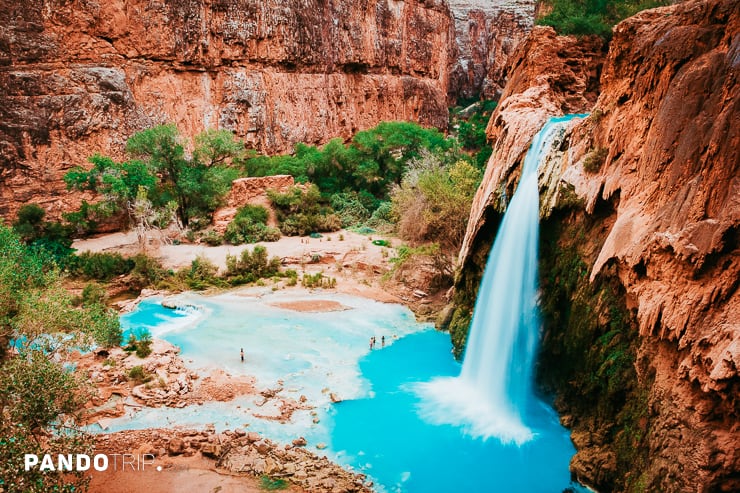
top-left (365, 201), bottom-right (394, 230)
top-left (268, 185), bottom-right (341, 236)
top-left (235, 204), bottom-right (269, 224)
top-left (128, 365), bottom-right (151, 383)
top-left (537, 0), bottom-right (668, 38)
top-left (130, 253), bottom-right (167, 288)
top-left (224, 205), bottom-right (281, 244)
top-left (13, 204), bottom-right (75, 264)
top-left (583, 147), bottom-right (608, 173)
top-left (330, 192), bottom-right (371, 227)
top-left (391, 158), bottom-right (481, 253)
top-left (302, 272), bottom-right (336, 288)
top-left (12, 204), bottom-right (46, 241)
top-left (184, 255), bottom-right (221, 289)
top-left (125, 328), bottom-right (153, 358)
top-left (201, 229), bottom-right (224, 246)
top-left (285, 269), bottom-right (298, 286)
top-left (225, 246), bottom-right (282, 284)
top-left (69, 251), bottom-right (135, 280)
top-left (77, 283), bottom-right (108, 307)
top-left (135, 336), bottom-right (153, 358)
top-left (79, 302), bottom-right (124, 348)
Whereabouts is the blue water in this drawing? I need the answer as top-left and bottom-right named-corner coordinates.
top-left (111, 291), bottom-right (580, 493)
top-left (417, 115), bottom-right (588, 445)
top-left (332, 330), bottom-right (578, 493)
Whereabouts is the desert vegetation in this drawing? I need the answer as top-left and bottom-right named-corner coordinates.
top-left (537, 0), bottom-right (669, 37)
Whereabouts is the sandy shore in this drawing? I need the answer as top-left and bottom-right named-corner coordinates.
top-left (74, 228), bottom-right (415, 308)
top-left (73, 228), bottom-right (391, 273)
top-left (88, 454), bottom-right (274, 493)
top-left (269, 299), bottom-right (351, 312)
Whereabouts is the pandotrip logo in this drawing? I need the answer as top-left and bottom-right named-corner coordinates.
top-left (24, 453), bottom-right (156, 472)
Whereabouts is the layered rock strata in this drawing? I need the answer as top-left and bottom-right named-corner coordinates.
top-left (458, 25), bottom-right (605, 266)
top-left (447, 0), bottom-right (536, 99)
top-left (451, 0), bottom-right (739, 491)
top-left (0, 0), bottom-right (452, 219)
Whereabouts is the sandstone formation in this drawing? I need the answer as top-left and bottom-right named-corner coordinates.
top-left (452, 0), bottom-right (739, 491)
top-left (0, 0), bottom-right (453, 220)
top-left (212, 174), bottom-right (296, 232)
top-left (458, 25), bottom-right (605, 268)
top-left (447, 0), bottom-right (536, 99)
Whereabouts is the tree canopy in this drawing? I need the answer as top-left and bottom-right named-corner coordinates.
top-left (65, 125), bottom-right (243, 228)
top-left (0, 222), bottom-right (121, 492)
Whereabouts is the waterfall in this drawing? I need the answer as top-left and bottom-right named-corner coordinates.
top-left (417, 115), bottom-right (585, 445)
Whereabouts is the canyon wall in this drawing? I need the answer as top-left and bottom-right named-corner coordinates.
top-left (447, 0), bottom-right (535, 99)
top-left (450, 0), bottom-right (739, 491)
top-left (0, 0), bottom-right (453, 219)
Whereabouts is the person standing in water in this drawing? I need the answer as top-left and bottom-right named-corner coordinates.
top-left (240, 348), bottom-right (244, 362)
top-left (381, 335), bottom-right (385, 348)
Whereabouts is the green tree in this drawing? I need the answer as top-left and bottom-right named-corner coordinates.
top-left (66, 125), bottom-right (243, 230)
top-left (0, 223), bottom-right (121, 493)
top-left (391, 152), bottom-right (481, 252)
top-left (537, 0), bottom-right (668, 37)
top-left (12, 204), bottom-right (74, 263)
top-left (242, 121), bottom-right (453, 202)
top-left (0, 352), bottom-right (93, 493)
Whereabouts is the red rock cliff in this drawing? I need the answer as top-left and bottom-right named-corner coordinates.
top-left (455, 0), bottom-right (738, 491)
top-left (447, 0), bottom-right (536, 99)
top-left (0, 0), bottom-right (453, 218)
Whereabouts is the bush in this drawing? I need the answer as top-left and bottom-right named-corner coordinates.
top-left (583, 147), bottom-right (608, 173)
top-left (130, 254), bottom-right (167, 288)
top-left (268, 185), bottom-right (342, 236)
top-left (302, 272), bottom-right (336, 289)
top-left (224, 205), bottom-right (281, 244)
top-left (12, 204), bottom-right (75, 264)
top-left (537, 0), bottom-right (668, 38)
top-left (87, 303), bottom-right (123, 348)
top-left (330, 192), bottom-right (371, 227)
top-left (183, 255), bottom-right (222, 290)
top-left (201, 229), bottom-right (224, 246)
top-left (68, 251), bottom-right (135, 280)
top-left (365, 201), bottom-right (394, 230)
top-left (225, 221), bottom-right (280, 245)
top-left (76, 283), bottom-right (108, 307)
top-left (127, 365), bottom-right (151, 383)
top-left (225, 246), bottom-right (282, 283)
top-left (391, 157), bottom-right (481, 253)
top-left (135, 336), bottom-right (152, 358)
top-left (124, 328), bottom-right (153, 358)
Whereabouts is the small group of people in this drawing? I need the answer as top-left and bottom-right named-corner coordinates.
top-left (369, 335), bottom-right (386, 349)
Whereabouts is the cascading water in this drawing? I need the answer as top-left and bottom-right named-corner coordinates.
top-left (417, 115), bottom-right (586, 445)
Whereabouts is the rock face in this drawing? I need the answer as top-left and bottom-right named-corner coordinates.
top-left (212, 175), bottom-right (295, 231)
top-left (452, 0), bottom-right (739, 491)
top-left (458, 25), bottom-right (605, 267)
top-left (447, 0), bottom-right (536, 99)
top-left (0, 0), bottom-right (453, 219)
